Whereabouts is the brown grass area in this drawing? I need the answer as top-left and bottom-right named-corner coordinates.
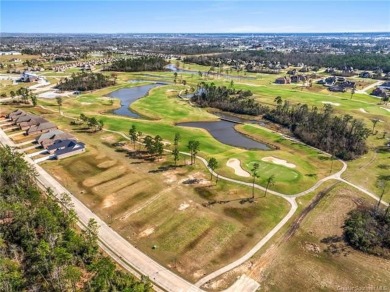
top-left (252, 184), bottom-right (390, 291)
top-left (40, 128), bottom-right (289, 282)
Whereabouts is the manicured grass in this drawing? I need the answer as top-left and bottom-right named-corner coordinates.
top-left (132, 85), bottom-right (217, 122)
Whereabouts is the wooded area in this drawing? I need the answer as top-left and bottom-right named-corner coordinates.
top-left (0, 146), bottom-right (153, 291)
top-left (185, 51), bottom-right (390, 72)
top-left (265, 98), bottom-right (370, 160)
top-left (56, 72), bottom-right (116, 91)
top-left (191, 82), bottom-right (267, 116)
top-left (105, 56), bottom-right (168, 72)
top-left (191, 83), bottom-right (370, 160)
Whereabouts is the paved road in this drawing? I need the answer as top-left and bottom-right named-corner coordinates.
top-left (1, 119), bottom-right (388, 291)
top-left (0, 127), bottom-right (201, 292)
top-left (104, 128), bottom-right (388, 287)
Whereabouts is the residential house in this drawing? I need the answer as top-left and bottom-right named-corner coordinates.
top-left (26, 122), bottom-right (57, 135)
top-left (14, 114), bottom-right (47, 130)
top-left (7, 109), bottom-right (26, 120)
top-left (287, 69), bottom-right (297, 75)
top-left (371, 87), bottom-right (388, 98)
top-left (36, 129), bottom-right (75, 148)
top-left (290, 74), bottom-right (307, 83)
top-left (329, 85), bottom-right (346, 92)
top-left (379, 82), bottom-right (390, 90)
top-left (20, 71), bottom-right (40, 82)
top-left (47, 139), bottom-right (85, 159)
top-left (324, 76), bottom-right (337, 86)
top-left (275, 76), bottom-right (291, 84)
top-left (359, 71), bottom-right (373, 78)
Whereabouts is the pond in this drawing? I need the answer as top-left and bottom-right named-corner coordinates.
top-left (177, 120), bottom-right (270, 150)
top-left (109, 84), bottom-right (163, 118)
top-left (109, 83), bottom-right (269, 150)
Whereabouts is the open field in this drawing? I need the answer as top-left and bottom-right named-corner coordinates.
top-left (1, 62), bottom-right (389, 288)
top-left (203, 182), bottom-right (390, 291)
top-left (256, 183), bottom-right (390, 292)
top-left (38, 127), bottom-right (290, 282)
top-left (15, 75), bottom-right (340, 195)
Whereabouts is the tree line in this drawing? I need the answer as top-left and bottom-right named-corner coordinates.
top-left (265, 98), bottom-right (370, 160)
top-left (191, 82), bottom-right (267, 116)
top-left (190, 82), bottom-right (370, 160)
top-left (105, 56), bottom-right (168, 72)
top-left (56, 72), bottom-right (116, 91)
top-left (185, 51), bottom-right (390, 72)
top-left (0, 146), bottom-right (152, 291)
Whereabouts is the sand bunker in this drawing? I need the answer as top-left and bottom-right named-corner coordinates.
top-left (359, 108), bottom-right (368, 113)
top-left (322, 101), bottom-right (340, 106)
top-left (226, 158), bottom-right (250, 177)
top-left (262, 157), bottom-right (296, 168)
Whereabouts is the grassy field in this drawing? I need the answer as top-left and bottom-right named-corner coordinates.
top-left (27, 77), bottom-right (338, 194)
top-left (203, 182), bottom-right (390, 291)
top-left (1, 62), bottom-right (389, 286)
top-left (254, 183), bottom-right (390, 291)
top-left (36, 124), bottom-right (290, 282)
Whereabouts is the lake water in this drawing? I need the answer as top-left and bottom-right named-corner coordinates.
top-left (177, 120), bottom-right (270, 150)
top-left (109, 83), bottom-right (269, 150)
top-left (109, 84), bottom-right (162, 118)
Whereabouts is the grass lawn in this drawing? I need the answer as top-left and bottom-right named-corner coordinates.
top-left (38, 127), bottom-right (290, 282)
top-left (27, 77), bottom-right (338, 194)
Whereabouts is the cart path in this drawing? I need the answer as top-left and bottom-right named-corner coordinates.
top-left (1, 114), bottom-right (388, 291)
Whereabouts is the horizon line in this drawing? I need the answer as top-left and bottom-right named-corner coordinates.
top-left (2, 31), bottom-right (390, 34)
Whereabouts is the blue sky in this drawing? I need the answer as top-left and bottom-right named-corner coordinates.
top-left (1, 1), bottom-right (389, 33)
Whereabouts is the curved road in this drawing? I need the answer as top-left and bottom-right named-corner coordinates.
top-left (1, 117), bottom-right (388, 291)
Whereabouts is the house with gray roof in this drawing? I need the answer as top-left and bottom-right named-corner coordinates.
top-left (8, 109), bottom-right (27, 121)
top-left (15, 114), bottom-right (48, 130)
top-left (26, 122), bottom-right (57, 135)
top-left (47, 139), bottom-right (85, 159)
top-left (36, 129), bottom-right (75, 148)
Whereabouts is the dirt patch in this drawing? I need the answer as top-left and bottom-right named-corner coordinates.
top-left (261, 156), bottom-right (296, 168)
top-left (139, 227), bottom-right (155, 238)
top-left (101, 194), bottom-right (116, 209)
top-left (178, 202), bottom-right (191, 211)
top-left (380, 107), bottom-right (390, 113)
top-left (359, 108), bottom-right (368, 113)
top-left (226, 158), bottom-right (250, 177)
top-left (322, 101), bottom-right (340, 106)
top-left (303, 242), bottom-right (321, 254)
top-left (97, 160), bottom-right (117, 169)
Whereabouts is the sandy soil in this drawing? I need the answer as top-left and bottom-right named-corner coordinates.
top-left (38, 91), bottom-right (72, 99)
top-left (380, 107), bottom-right (390, 113)
top-left (322, 101), bottom-right (340, 106)
top-left (226, 158), bottom-right (250, 177)
top-left (139, 227), bottom-right (155, 238)
top-left (178, 202), bottom-right (190, 211)
top-left (97, 160), bottom-right (117, 169)
top-left (261, 156), bottom-right (296, 168)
